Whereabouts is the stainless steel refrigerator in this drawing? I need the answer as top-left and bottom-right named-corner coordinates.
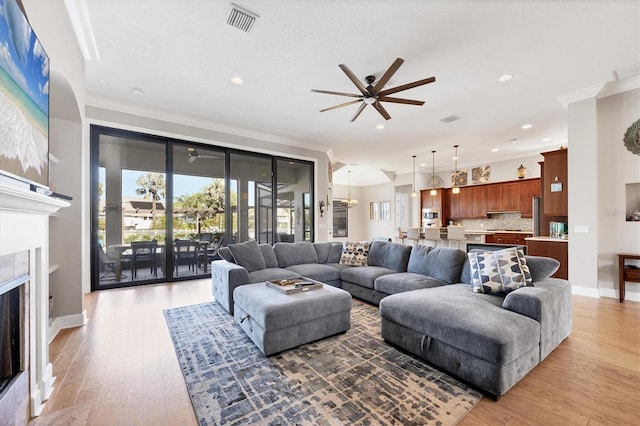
top-left (532, 197), bottom-right (542, 236)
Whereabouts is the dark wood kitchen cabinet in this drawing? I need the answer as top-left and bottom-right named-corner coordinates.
top-left (519, 178), bottom-right (541, 218)
top-left (485, 232), bottom-right (532, 246)
top-left (542, 149), bottom-right (568, 216)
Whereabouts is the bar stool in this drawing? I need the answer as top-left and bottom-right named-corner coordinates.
top-left (446, 226), bottom-right (467, 249)
top-left (392, 227), bottom-right (406, 245)
top-left (406, 227), bottom-right (422, 246)
top-left (422, 227), bottom-right (441, 248)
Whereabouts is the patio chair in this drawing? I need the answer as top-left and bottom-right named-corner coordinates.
top-left (98, 243), bottom-right (118, 280)
top-left (174, 239), bottom-right (198, 274)
top-left (131, 240), bottom-right (159, 279)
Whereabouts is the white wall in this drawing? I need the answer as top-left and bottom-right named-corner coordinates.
top-left (567, 97), bottom-right (600, 295)
top-left (23, 0), bottom-right (87, 326)
top-left (596, 88), bottom-right (640, 300)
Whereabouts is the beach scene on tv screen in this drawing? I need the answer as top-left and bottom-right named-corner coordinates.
top-left (0, 0), bottom-right (49, 187)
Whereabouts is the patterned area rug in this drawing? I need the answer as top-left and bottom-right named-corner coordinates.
top-left (164, 300), bottom-right (482, 425)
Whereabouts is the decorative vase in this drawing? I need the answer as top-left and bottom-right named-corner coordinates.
top-left (517, 164), bottom-right (527, 179)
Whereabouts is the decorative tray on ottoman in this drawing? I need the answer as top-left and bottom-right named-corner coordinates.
top-left (266, 278), bottom-right (323, 294)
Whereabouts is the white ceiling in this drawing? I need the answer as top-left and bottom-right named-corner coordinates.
top-left (75, 0), bottom-right (639, 185)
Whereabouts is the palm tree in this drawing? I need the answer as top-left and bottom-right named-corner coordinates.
top-left (135, 172), bottom-right (166, 221)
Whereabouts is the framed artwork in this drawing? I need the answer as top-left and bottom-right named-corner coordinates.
top-left (472, 166), bottom-right (490, 184)
top-left (451, 169), bottom-right (468, 187)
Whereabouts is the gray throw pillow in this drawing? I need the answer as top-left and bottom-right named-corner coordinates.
top-left (228, 240), bottom-right (266, 272)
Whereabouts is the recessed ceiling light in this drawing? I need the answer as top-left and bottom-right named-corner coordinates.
top-left (132, 87), bottom-right (144, 95)
top-left (491, 148), bottom-right (500, 152)
top-left (231, 76), bottom-right (244, 85)
top-left (376, 124), bottom-right (385, 130)
top-left (542, 137), bottom-right (551, 142)
top-left (521, 123), bottom-right (532, 129)
top-left (498, 74), bottom-right (513, 82)
top-left (419, 163), bottom-right (427, 167)
top-left (510, 138), bottom-right (520, 143)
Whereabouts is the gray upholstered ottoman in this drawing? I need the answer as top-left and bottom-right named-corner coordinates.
top-left (233, 282), bottom-right (352, 355)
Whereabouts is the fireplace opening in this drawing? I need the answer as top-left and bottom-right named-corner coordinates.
top-left (0, 284), bottom-right (23, 396)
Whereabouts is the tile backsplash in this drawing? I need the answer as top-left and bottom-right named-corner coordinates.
top-left (457, 213), bottom-right (533, 231)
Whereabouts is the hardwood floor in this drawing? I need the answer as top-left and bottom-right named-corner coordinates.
top-left (30, 280), bottom-right (640, 425)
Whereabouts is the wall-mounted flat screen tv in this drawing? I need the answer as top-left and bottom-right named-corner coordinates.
top-left (0, 0), bottom-right (49, 189)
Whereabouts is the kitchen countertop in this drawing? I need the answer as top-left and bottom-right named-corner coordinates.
top-left (464, 230), bottom-right (534, 234)
top-left (525, 236), bottom-right (569, 243)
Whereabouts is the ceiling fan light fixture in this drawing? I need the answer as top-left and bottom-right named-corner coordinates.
top-left (364, 96), bottom-right (377, 105)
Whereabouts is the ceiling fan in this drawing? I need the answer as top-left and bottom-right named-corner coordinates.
top-left (187, 147), bottom-right (221, 163)
top-left (311, 58), bottom-right (436, 122)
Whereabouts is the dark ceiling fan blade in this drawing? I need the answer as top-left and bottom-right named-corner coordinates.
top-left (311, 89), bottom-right (362, 98)
top-left (379, 76), bottom-right (436, 96)
top-left (373, 101), bottom-right (391, 120)
top-left (320, 99), bottom-right (363, 112)
top-left (373, 57), bottom-right (404, 93)
top-left (378, 96), bottom-right (425, 106)
top-left (349, 103), bottom-right (368, 122)
top-left (339, 64), bottom-right (369, 95)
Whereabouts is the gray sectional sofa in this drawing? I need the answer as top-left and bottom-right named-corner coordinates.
top-left (210, 239), bottom-right (572, 398)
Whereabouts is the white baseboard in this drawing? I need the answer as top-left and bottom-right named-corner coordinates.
top-left (48, 310), bottom-right (88, 343)
top-left (571, 285), bottom-right (640, 302)
top-left (599, 288), bottom-right (640, 303)
top-left (571, 285), bottom-right (600, 298)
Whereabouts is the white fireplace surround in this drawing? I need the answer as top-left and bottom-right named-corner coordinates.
top-left (0, 181), bottom-right (70, 417)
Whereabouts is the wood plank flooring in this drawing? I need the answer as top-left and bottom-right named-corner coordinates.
top-left (29, 280), bottom-right (640, 425)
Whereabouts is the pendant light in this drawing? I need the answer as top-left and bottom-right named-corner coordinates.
top-left (452, 145), bottom-right (460, 194)
top-left (346, 170), bottom-right (358, 208)
top-left (430, 150), bottom-right (437, 196)
top-left (411, 155), bottom-right (417, 198)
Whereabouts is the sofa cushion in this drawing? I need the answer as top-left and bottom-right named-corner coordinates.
top-left (259, 244), bottom-right (279, 269)
top-left (228, 240), bottom-right (266, 272)
top-left (274, 242), bottom-right (319, 267)
top-left (366, 241), bottom-right (412, 272)
top-left (524, 256), bottom-right (560, 282)
top-left (339, 241), bottom-right (371, 266)
top-left (286, 263), bottom-right (341, 283)
top-left (340, 266), bottom-right (396, 289)
top-left (313, 242), bottom-right (334, 264)
top-left (379, 285), bottom-right (540, 365)
top-left (374, 272), bottom-right (449, 295)
top-left (408, 246), bottom-right (467, 283)
top-left (469, 248), bottom-right (533, 294)
top-left (218, 246), bottom-right (234, 263)
top-left (327, 243), bottom-right (344, 263)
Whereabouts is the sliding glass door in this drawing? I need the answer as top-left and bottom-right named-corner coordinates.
top-left (91, 126), bottom-right (314, 290)
top-left (94, 130), bottom-right (167, 288)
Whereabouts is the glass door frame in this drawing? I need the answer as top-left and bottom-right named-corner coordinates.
top-left (91, 126), bottom-right (315, 291)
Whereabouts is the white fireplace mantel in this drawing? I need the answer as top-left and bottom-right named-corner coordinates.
top-left (0, 181), bottom-right (70, 417)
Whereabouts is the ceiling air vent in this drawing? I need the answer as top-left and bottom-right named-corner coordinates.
top-left (440, 115), bottom-right (461, 123)
top-left (227, 3), bottom-right (259, 33)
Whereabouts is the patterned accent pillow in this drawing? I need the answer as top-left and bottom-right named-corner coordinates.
top-left (339, 241), bottom-right (371, 267)
top-left (469, 247), bottom-right (533, 294)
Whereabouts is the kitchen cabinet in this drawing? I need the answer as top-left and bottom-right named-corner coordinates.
top-left (519, 179), bottom-right (541, 218)
top-left (542, 149), bottom-right (568, 216)
top-left (445, 178), bottom-right (540, 220)
top-left (501, 182), bottom-right (520, 211)
top-left (485, 185), bottom-right (503, 213)
top-left (526, 238), bottom-right (568, 279)
top-left (485, 232), bottom-right (532, 246)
